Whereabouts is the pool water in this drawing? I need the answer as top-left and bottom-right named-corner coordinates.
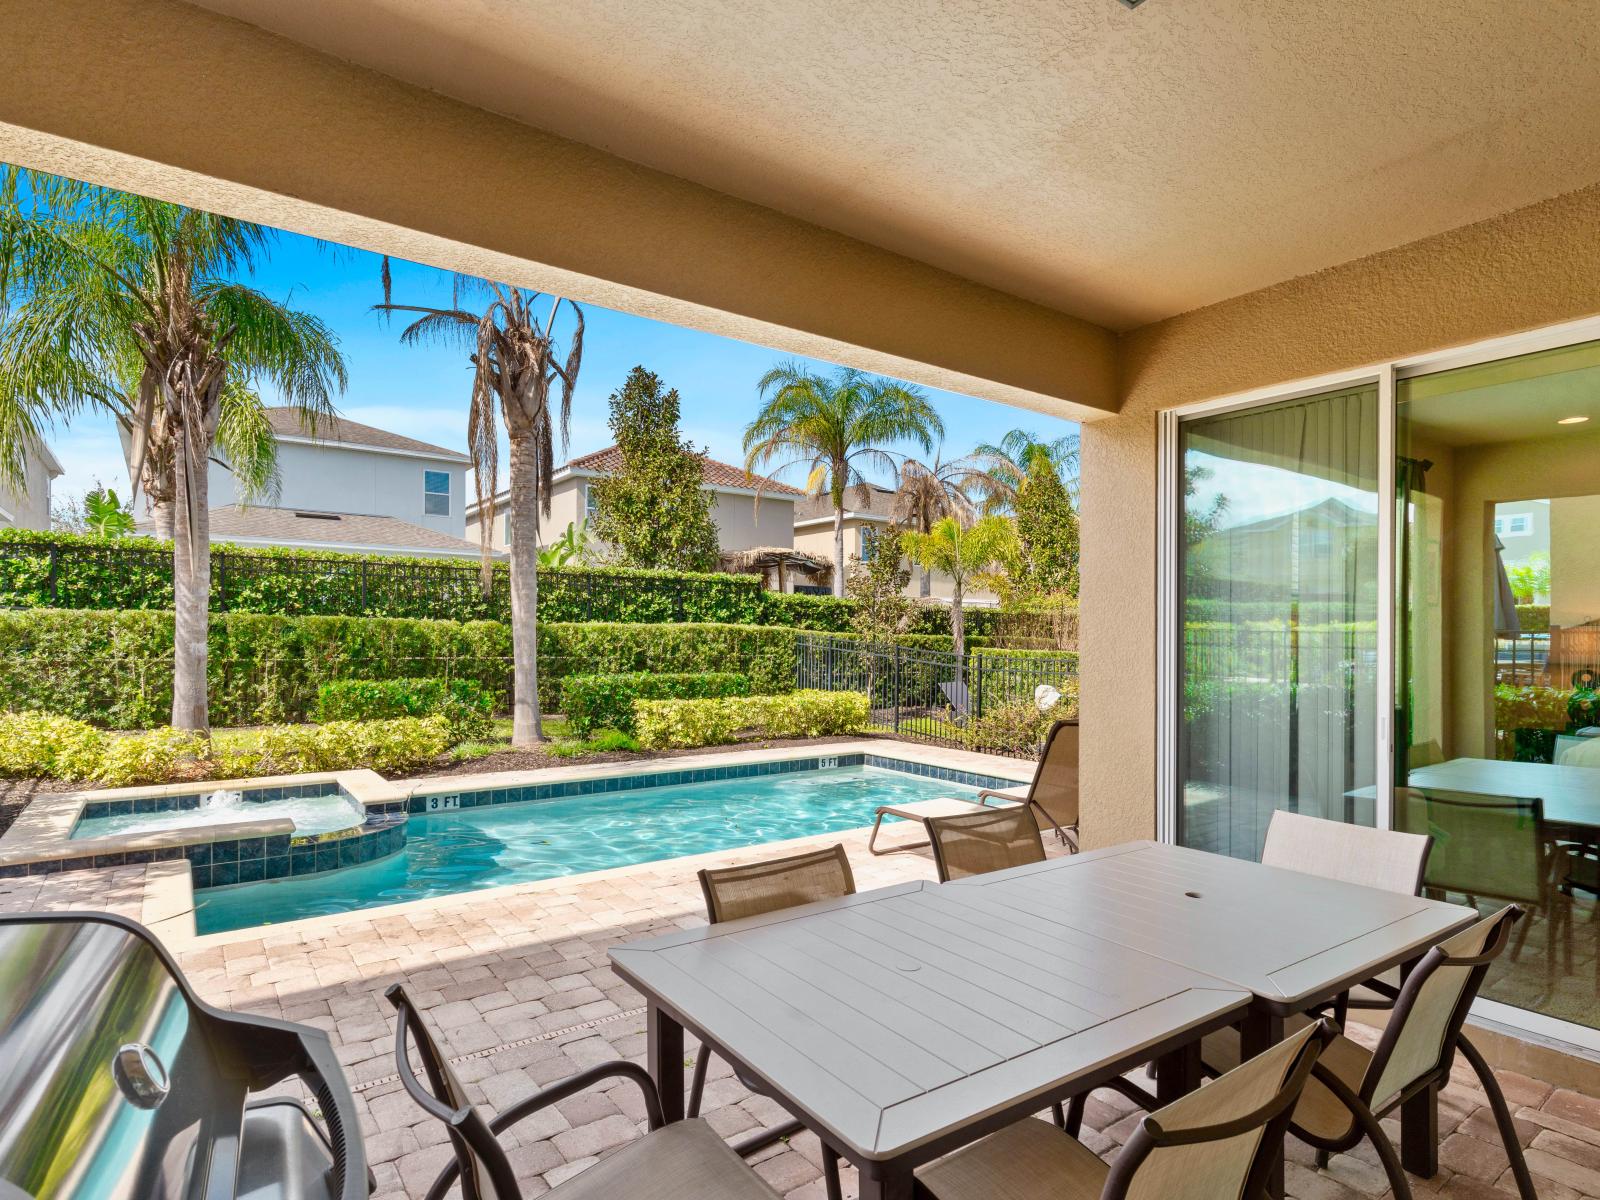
top-left (194, 766), bottom-right (981, 933)
top-left (73, 790), bottom-right (364, 840)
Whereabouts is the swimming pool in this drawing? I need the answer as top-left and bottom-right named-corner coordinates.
top-left (72, 788), bottom-right (364, 841)
top-left (194, 765), bottom-right (985, 933)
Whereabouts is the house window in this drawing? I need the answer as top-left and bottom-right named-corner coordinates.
top-left (860, 527), bottom-right (877, 562)
top-left (1495, 511), bottom-right (1532, 537)
top-left (585, 483), bottom-right (598, 520)
top-left (424, 470), bottom-right (450, 516)
top-left (504, 514), bottom-right (512, 542)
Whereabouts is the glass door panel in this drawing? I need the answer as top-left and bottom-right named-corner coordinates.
top-left (1177, 385), bottom-right (1381, 859)
top-left (1396, 341), bottom-right (1600, 1031)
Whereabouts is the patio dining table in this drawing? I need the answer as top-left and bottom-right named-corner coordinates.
top-left (609, 840), bottom-right (1477, 1200)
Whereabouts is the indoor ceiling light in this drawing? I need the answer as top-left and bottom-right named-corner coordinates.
top-left (1118, 0), bottom-right (1148, 7)
top-left (1558, 415), bottom-right (1590, 425)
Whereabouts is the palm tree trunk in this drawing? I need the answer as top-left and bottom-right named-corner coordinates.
top-left (951, 579), bottom-right (965, 690)
top-left (507, 434), bottom-right (544, 745)
top-left (170, 430), bottom-right (210, 732)
top-left (920, 568), bottom-right (932, 598)
top-left (832, 504), bottom-right (846, 598)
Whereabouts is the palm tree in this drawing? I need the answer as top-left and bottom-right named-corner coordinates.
top-left (968, 429), bottom-right (1079, 515)
top-left (893, 449), bottom-right (977, 596)
top-left (0, 170), bottom-right (345, 732)
top-left (376, 276), bottom-right (583, 746)
top-left (901, 515), bottom-right (1017, 680)
top-left (744, 363), bottom-right (942, 596)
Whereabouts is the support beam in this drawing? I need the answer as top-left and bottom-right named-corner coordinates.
top-left (0, 0), bottom-right (1117, 419)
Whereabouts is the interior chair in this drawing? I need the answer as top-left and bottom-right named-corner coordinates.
top-left (1260, 809), bottom-right (1432, 1026)
top-left (1399, 787), bottom-right (1571, 985)
top-left (925, 802), bottom-right (1048, 883)
top-left (917, 1019), bottom-right (1334, 1200)
top-left (1201, 906), bottom-right (1535, 1200)
top-left (386, 983), bottom-right (781, 1200)
top-left (691, 844), bottom-right (857, 1200)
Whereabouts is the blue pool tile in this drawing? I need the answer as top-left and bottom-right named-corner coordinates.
top-left (212, 861), bottom-right (239, 887)
top-left (264, 855), bottom-right (290, 880)
top-left (186, 843), bottom-right (212, 867)
top-left (190, 865), bottom-right (211, 889)
top-left (291, 847), bottom-right (316, 875)
top-left (265, 834), bottom-right (291, 857)
top-left (338, 839), bottom-right (361, 868)
top-left (124, 849), bottom-right (155, 865)
top-left (0, 864), bottom-right (26, 879)
top-left (238, 837), bottom-right (265, 862)
top-left (92, 853), bottom-right (124, 868)
top-left (29, 859), bottom-right (63, 875)
top-left (237, 857), bottom-right (265, 884)
top-left (315, 844), bottom-right (339, 873)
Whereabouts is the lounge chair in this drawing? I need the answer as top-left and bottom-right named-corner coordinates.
top-left (386, 983), bottom-right (781, 1200)
top-left (917, 1018), bottom-right (1334, 1200)
top-left (691, 845), bottom-right (855, 1200)
top-left (1201, 905), bottom-right (1535, 1200)
top-left (868, 717), bottom-right (1078, 855)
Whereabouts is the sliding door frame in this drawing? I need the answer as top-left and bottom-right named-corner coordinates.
top-left (1156, 311), bottom-right (1600, 1055)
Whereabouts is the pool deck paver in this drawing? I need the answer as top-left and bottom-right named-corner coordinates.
top-left (2, 735), bottom-right (1598, 1200)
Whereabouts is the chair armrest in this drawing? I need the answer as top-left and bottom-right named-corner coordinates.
top-left (489, 1061), bottom-right (666, 1137)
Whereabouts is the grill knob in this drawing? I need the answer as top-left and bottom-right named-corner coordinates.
top-left (112, 1043), bottom-right (170, 1109)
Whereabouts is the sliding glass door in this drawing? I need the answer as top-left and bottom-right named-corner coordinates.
top-left (1176, 385), bottom-right (1381, 858)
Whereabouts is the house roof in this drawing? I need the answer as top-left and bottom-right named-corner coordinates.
top-left (465, 445), bottom-right (803, 518)
top-left (262, 408), bottom-right (470, 462)
top-left (138, 505), bottom-right (491, 557)
top-left (794, 483), bottom-right (896, 523)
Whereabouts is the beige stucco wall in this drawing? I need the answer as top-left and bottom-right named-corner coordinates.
top-left (711, 492), bottom-right (795, 554)
top-left (0, 440), bottom-right (57, 531)
top-left (1550, 496), bottom-right (1600, 630)
top-left (1079, 182), bottom-right (1600, 850)
top-left (793, 518), bottom-right (999, 604)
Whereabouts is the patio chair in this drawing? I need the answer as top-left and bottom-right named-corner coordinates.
top-left (917, 1018), bottom-right (1334, 1200)
top-left (385, 983), bottom-right (781, 1200)
top-left (925, 802), bottom-right (1047, 882)
top-left (979, 717), bottom-right (1079, 848)
top-left (1200, 906), bottom-right (1535, 1200)
top-left (1261, 810), bottom-right (1432, 1026)
top-left (692, 844), bottom-right (856, 1200)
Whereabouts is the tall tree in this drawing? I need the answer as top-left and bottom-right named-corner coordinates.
top-left (744, 363), bottom-right (942, 596)
top-left (1012, 455), bottom-right (1079, 596)
top-left (901, 516), bottom-right (1017, 682)
top-left (968, 428), bottom-right (1079, 515)
top-left (0, 170), bottom-right (345, 732)
top-left (376, 276), bottom-right (582, 746)
top-left (589, 366), bottom-right (720, 571)
top-left (893, 449), bottom-right (976, 596)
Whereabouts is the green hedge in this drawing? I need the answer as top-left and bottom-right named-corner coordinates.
top-left (0, 530), bottom-right (1005, 635)
top-left (314, 677), bottom-right (491, 740)
top-left (0, 608), bottom-right (806, 729)
top-left (561, 671), bottom-right (752, 734)
top-left (635, 690), bottom-right (870, 749)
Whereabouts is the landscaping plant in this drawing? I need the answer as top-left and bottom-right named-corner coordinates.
top-left (560, 671), bottom-right (751, 735)
top-left (634, 690), bottom-right (869, 749)
top-left (314, 677), bottom-right (492, 740)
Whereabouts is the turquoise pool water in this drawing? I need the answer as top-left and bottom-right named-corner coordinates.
top-left (194, 766), bottom-right (982, 933)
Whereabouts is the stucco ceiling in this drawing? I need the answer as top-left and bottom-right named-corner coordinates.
top-left (186, 0), bottom-right (1600, 331)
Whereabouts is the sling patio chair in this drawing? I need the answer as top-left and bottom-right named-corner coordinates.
top-left (1261, 809), bottom-right (1433, 1026)
top-left (385, 983), bottom-right (782, 1200)
top-left (691, 844), bottom-right (856, 1200)
top-left (917, 1018), bottom-right (1334, 1200)
top-left (925, 801), bottom-right (1048, 883)
top-left (868, 717), bottom-right (1078, 856)
top-left (1200, 905), bottom-right (1535, 1199)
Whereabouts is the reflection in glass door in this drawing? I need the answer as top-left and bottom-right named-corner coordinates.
top-left (1396, 342), bottom-right (1600, 1031)
top-left (1177, 385), bottom-right (1381, 859)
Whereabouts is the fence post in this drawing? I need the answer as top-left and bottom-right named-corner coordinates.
top-left (360, 560), bottom-right (370, 612)
top-left (216, 552), bottom-right (227, 611)
top-left (973, 651), bottom-right (984, 720)
top-left (892, 643), bottom-right (901, 734)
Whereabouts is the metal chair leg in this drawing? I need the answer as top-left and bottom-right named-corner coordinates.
top-left (687, 1047), bottom-right (710, 1118)
top-left (822, 1145), bottom-right (844, 1200)
top-left (1050, 1101), bottom-right (1066, 1129)
top-left (1065, 1093), bottom-right (1086, 1137)
top-left (1457, 1035), bottom-right (1538, 1200)
top-left (1309, 1063), bottom-right (1413, 1200)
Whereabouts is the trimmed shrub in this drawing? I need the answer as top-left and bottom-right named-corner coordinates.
top-left (219, 716), bottom-right (453, 776)
top-left (536, 622), bottom-right (798, 709)
top-left (95, 728), bottom-right (209, 787)
top-left (635, 690), bottom-right (869, 749)
top-left (314, 677), bottom-right (491, 740)
top-left (560, 671), bottom-right (751, 734)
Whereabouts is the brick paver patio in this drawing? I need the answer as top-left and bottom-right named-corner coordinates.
top-left (4, 819), bottom-right (1598, 1199)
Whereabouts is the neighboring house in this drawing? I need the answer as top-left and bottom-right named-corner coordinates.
top-left (136, 408), bottom-right (484, 557)
top-left (0, 437), bottom-right (63, 531)
top-left (791, 485), bottom-right (1000, 605)
top-left (464, 445), bottom-right (804, 567)
top-left (1187, 496), bottom-right (1379, 605)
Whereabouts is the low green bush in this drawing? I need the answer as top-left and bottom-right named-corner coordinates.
top-left (0, 711), bottom-right (107, 780)
top-left (560, 671), bottom-right (751, 734)
top-left (635, 689), bottom-right (869, 749)
top-left (215, 716), bottom-right (453, 777)
top-left (96, 727), bottom-right (210, 787)
top-left (314, 677), bottom-right (491, 740)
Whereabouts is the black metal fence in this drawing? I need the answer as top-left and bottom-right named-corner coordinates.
top-left (794, 633), bottom-right (1077, 754)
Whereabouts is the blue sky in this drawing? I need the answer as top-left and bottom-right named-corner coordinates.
top-left (48, 228), bottom-right (1080, 505)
